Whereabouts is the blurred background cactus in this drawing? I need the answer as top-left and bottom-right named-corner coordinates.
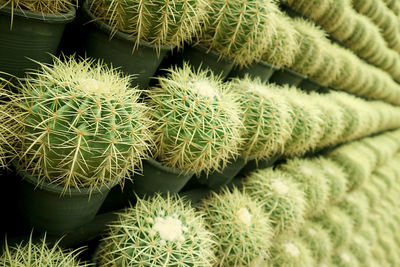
top-left (95, 194), bottom-right (215, 266)
top-left (89, 0), bottom-right (208, 49)
top-left (147, 64), bottom-right (242, 175)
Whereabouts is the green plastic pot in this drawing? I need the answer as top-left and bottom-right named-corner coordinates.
top-left (175, 44), bottom-right (235, 80)
top-left (238, 154), bottom-right (282, 177)
top-left (196, 155), bottom-right (248, 190)
top-left (298, 78), bottom-right (322, 92)
top-left (269, 67), bottom-right (307, 87)
top-left (81, 1), bottom-right (174, 89)
top-left (16, 165), bottom-right (119, 236)
top-left (228, 60), bottom-right (279, 82)
top-left (179, 188), bottom-right (211, 207)
top-left (127, 158), bottom-right (194, 198)
top-left (0, 5), bottom-right (76, 78)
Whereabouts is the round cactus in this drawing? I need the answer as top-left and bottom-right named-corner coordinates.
top-left (279, 86), bottom-right (324, 157)
top-left (0, 233), bottom-right (88, 266)
top-left (1, 0), bottom-right (73, 14)
top-left (360, 182), bottom-right (381, 207)
top-left (9, 56), bottom-right (152, 192)
top-left (359, 223), bottom-right (378, 246)
top-left (316, 206), bottom-right (353, 249)
top-left (269, 236), bottom-right (314, 267)
top-left (89, 0), bottom-right (208, 49)
top-left (280, 158), bottom-right (329, 218)
top-left (243, 168), bottom-right (306, 235)
top-left (229, 77), bottom-right (292, 160)
top-left (331, 250), bottom-right (360, 267)
top-left (147, 64), bottom-right (242, 176)
top-left (201, 0), bottom-right (282, 66)
top-left (96, 193), bottom-right (215, 266)
top-left (200, 187), bottom-right (273, 267)
top-left (338, 193), bottom-right (369, 229)
top-left (298, 222), bottom-right (332, 264)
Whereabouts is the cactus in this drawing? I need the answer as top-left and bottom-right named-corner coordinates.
top-left (316, 206), bottom-right (353, 249)
top-left (201, 0), bottom-right (282, 66)
top-left (261, 14), bottom-right (300, 67)
top-left (90, 0), bottom-right (208, 49)
top-left (96, 193), bottom-right (215, 266)
top-left (338, 193), bottom-right (369, 229)
top-left (243, 168), bottom-right (306, 236)
top-left (8, 56), bottom-right (153, 192)
top-left (0, 0), bottom-right (73, 14)
top-left (298, 222), bottom-right (332, 264)
top-left (200, 187), bottom-right (273, 267)
top-left (147, 64), bottom-right (242, 175)
top-left (280, 158), bottom-right (329, 218)
top-left (347, 234), bottom-right (370, 264)
top-left (0, 233), bottom-right (88, 266)
top-left (331, 250), bottom-right (360, 267)
top-left (269, 236), bottom-right (314, 267)
top-left (359, 223), bottom-right (378, 246)
top-left (229, 77), bottom-right (292, 160)
top-left (360, 182), bottom-right (381, 207)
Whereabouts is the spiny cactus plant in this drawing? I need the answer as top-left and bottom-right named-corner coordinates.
top-left (200, 187), bottom-right (273, 267)
top-left (8, 56), bottom-right (153, 193)
top-left (89, 0), bottom-right (208, 49)
top-left (269, 236), bottom-right (314, 267)
top-left (280, 158), bottom-right (329, 218)
top-left (360, 182), bottom-right (381, 207)
top-left (348, 234), bottom-right (371, 264)
top-left (279, 86), bottom-right (324, 157)
top-left (298, 222), bottom-right (332, 264)
top-left (316, 206), bottom-right (353, 249)
top-left (229, 77), bottom-right (292, 160)
top-left (0, 0), bottom-right (73, 14)
top-left (201, 0), bottom-right (282, 66)
top-left (96, 193), bottom-right (215, 266)
top-left (338, 193), bottom-right (369, 229)
top-left (359, 223), bottom-right (378, 246)
top-left (331, 250), bottom-right (360, 267)
top-left (147, 64), bottom-right (242, 176)
top-left (261, 14), bottom-right (300, 67)
top-left (0, 233), bottom-right (88, 266)
top-left (243, 168), bottom-right (306, 236)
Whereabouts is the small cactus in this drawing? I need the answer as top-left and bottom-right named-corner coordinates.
top-left (298, 222), bottom-right (332, 264)
top-left (8, 56), bottom-right (153, 192)
top-left (96, 193), bottom-right (215, 266)
top-left (243, 168), bottom-right (306, 235)
top-left (338, 193), bottom-right (369, 229)
top-left (269, 236), bottom-right (314, 267)
top-left (229, 77), bottom-right (292, 160)
top-left (0, 233), bottom-right (88, 266)
top-left (147, 64), bottom-right (242, 175)
top-left (200, 187), bottom-right (273, 267)
top-left (201, 0), bottom-right (282, 66)
top-left (348, 233), bottom-right (371, 264)
top-left (331, 250), bottom-right (360, 267)
top-left (90, 0), bottom-right (208, 49)
top-left (0, 0), bottom-right (73, 14)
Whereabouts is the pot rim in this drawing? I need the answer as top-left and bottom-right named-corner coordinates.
top-left (0, 4), bottom-right (76, 23)
top-left (144, 158), bottom-right (195, 177)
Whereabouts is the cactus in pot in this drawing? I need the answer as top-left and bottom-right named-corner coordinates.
top-left (0, 0), bottom-right (73, 14)
top-left (147, 64), bottom-right (242, 176)
top-left (89, 0), bottom-right (208, 49)
top-left (95, 193), bottom-right (215, 266)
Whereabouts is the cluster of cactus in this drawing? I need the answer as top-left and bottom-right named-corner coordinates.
top-left (200, 0), bottom-right (282, 66)
top-left (0, 0), bottom-right (73, 14)
top-left (147, 64), bottom-right (242, 176)
top-left (0, 233), bottom-right (88, 266)
top-left (286, 0), bottom-right (400, 84)
top-left (6, 56), bottom-right (153, 192)
top-left (89, 0), bottom-right (208, 49)
top-left (95, 194), bottom-right (215, 266)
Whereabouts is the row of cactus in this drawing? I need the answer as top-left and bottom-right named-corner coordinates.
top-left (4, 57), bottom-right (400, 192)
top-left (286, 0), bottom-right (400, 83)
top-left (0, 0), bottom-right (73, 14)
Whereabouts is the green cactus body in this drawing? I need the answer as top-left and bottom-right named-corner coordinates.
top-left (359, 223), bottom-right (377, 246)
top-left (147, 64), bottom-right (242, 175)
top-left (12, 57), bottom-right (152, 192)
top-left (201, 0), bottom-right (282, 66)
top-left (200, 187), bottom-right (273, 267)
top-left (96, 194), bottom-right (215, 266)
top-left (338, 193), bottom-right (369, 229)
top-left (298, 222), bottom-right (332, 264)
top-left (243, 168), bottom-right (306, 236)
top-left (269, 236), bottom-right (314, 267)
top-left (360, 182), bottom-right (381, 207)
top-left (90, 0), bottom-right (207, 49)
top-left (280, 158), bottom-right (329, 218)
top-left (229, 77), bottom-right (292, 160)
top-left (331, 250), bottom-right (360, 267)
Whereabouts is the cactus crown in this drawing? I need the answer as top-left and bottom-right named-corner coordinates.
top-left (0, 233), bottom-right (88, 266)
top-left (96, 193), bottom-right (215, 266)
top-left (90, 0), bottom-right (208, 49)
top-left (0, 0), bottom-right (73, 14)
top-left (200, 187), bottom-right (273, 267)
top-left (10, 56), bottom-right (153, 193)
top-left (269, 236), bottom-right (314, 267)
top-left (201, 0), bottom-right (281, 66)
top-left (229, 76), bottom-right (292, 160)
top-left (147, 64), bottom-right (242, 175)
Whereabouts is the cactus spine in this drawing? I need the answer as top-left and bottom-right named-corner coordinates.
top-left (0, 0), bottom-right (73, 14)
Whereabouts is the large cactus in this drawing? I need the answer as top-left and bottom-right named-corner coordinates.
top-left (147, 64), bottom-right (242, 175)
top-left (201, 0), bottom-right (282, 66)
top-left (9, 56), bottom-right (153, 192)
top-left (95, 194), bottom-right (215, 266)
top-left (90, 0), bottom-right (208, 49)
